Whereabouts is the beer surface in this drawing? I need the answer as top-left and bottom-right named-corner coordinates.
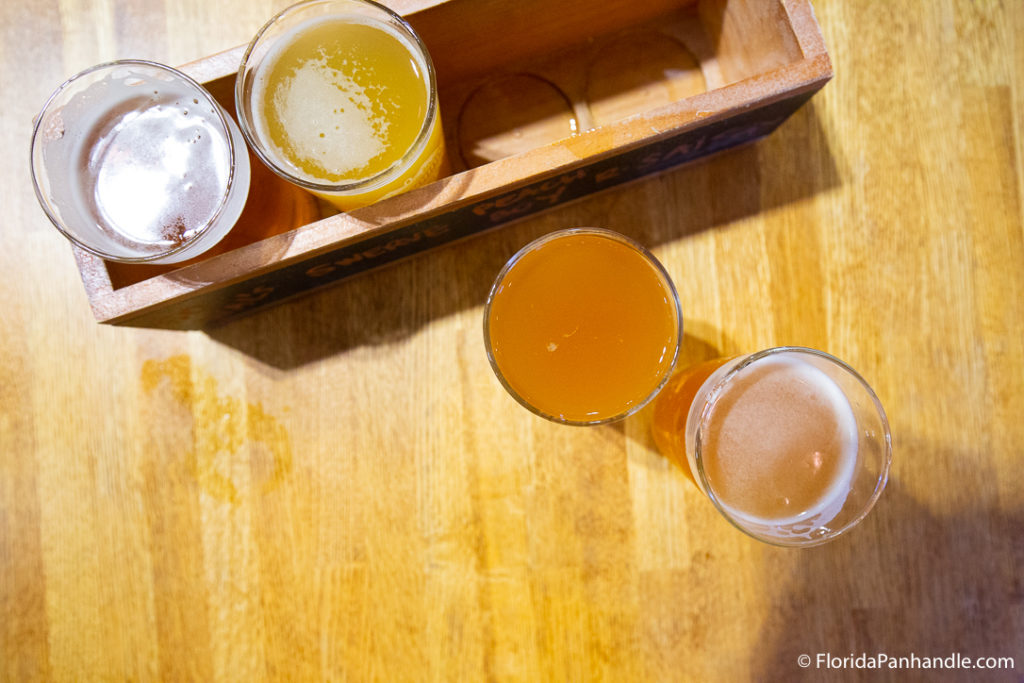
top-left (487, 233), bottom-right (678, 422)
top-left (701, 355), bottom-right (858, 524)
top-left (255, 17), bottom-right (429, 183)
top-left (44, 75), bottom-right (233, 254)
top-left (84, 95), bottom-right (231, 248)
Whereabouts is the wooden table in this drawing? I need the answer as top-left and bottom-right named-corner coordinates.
top-left (3, 1), bottom-right (1022, 680)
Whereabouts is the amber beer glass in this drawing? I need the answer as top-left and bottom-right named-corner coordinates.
top-left (653, 347), bottom-right (892, 546)
top-left (236, 0), bottom-right (447, 211)
top-left (30, 61), bottom-right (251, 264)
top-left (484, 228), bottom-right (682, 425)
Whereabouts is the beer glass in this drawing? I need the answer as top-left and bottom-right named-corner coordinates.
top-left (484, 228), bottom-right (682, 426)
top-left (30, 60), bottom-right (251, 264)
top-left (653, 347), bottom-right (892, 546)
top-left (235, 0), bottom-right (447, 211)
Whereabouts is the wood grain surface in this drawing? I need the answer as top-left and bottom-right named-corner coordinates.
top-left (3, 0), bottom-right (1022, 681)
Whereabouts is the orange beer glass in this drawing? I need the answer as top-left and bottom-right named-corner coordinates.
top-left (484, 228), bottom-right (682, 425)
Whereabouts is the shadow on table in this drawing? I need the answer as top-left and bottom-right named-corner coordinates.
top-left (749, 442), bottom-right (1024, 681)
top-left (207, 100), bottom-right (839, 371)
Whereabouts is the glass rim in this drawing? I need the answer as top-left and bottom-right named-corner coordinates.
top-left (692, 345), bottom-right (893, 547)
top-left (483, 227), bottom-right (683, 427)
top-left (29, 58), bottom-right (242, 264)
top-left (234, 0), bottom-right (440, 196)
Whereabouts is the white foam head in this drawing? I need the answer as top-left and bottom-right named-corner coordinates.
top-left (31, 61), bottom-right (250, 263)
top-left (688, 352), bottom-right (860, 537)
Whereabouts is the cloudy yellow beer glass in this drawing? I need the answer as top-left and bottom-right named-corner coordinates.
top-left (236, 0), bottom-right (447, 211)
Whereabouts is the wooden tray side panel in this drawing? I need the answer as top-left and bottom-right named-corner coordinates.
top-left (407, 0), bottom-right (697, 87)
top-left (699, 0), bottom-right (803, 84)
top-left (114, 82), bottom-right (827, 329)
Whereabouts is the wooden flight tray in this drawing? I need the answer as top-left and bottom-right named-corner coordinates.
top-left (73, 0), bottom-right (832, 329)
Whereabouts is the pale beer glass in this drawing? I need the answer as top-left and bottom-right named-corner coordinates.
top-left (30, 60), bottom-right (251, 264)
top-left (653, 347), bottom-right (892, 546)
top-left (235, 0), bottom-right (447, 211)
